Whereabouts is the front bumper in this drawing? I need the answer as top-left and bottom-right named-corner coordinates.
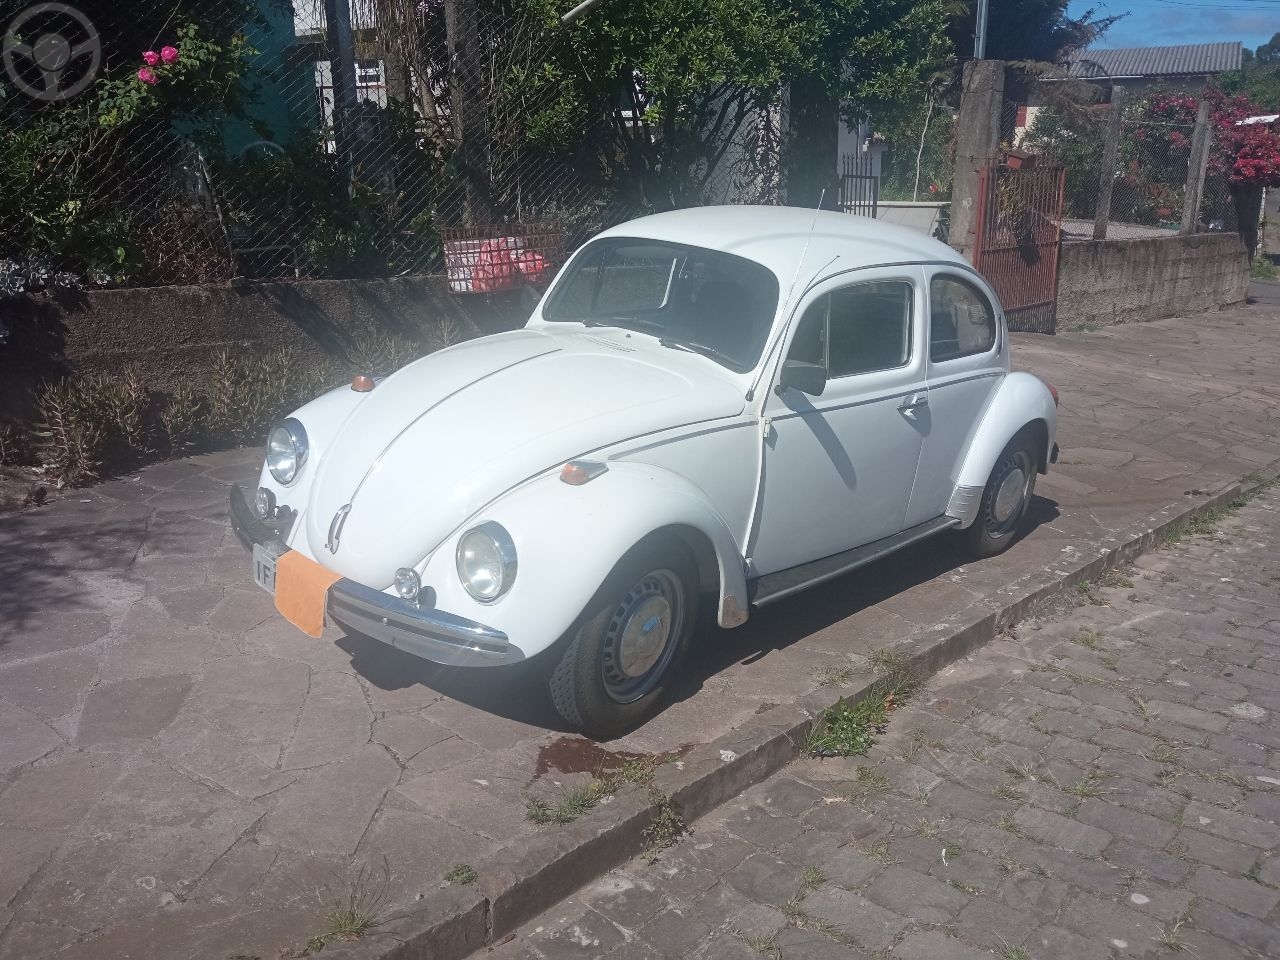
top-left (229, 485), bottom-right (521, 667)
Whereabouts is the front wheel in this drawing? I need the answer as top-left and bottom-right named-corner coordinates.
top-left (961, 430), bottom-right (1040, 558)
top-left (548, 539), bottom-right (699, 740)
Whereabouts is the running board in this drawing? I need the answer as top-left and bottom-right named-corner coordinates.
top-left (749, 515), bottom-right (960, 607)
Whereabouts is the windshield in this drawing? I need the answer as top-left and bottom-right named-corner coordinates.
top-left (542, 237), bottom-right (780, 372)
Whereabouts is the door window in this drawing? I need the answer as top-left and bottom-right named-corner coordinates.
top-left (929, 274), bottom-right (996, 362)
top-left (788, 280), bottom-right (913, 378)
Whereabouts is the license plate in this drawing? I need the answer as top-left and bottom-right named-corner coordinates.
top-left (252, 543), bottom-right (278, 594)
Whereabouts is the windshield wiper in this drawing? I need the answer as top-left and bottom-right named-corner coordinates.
top-left (583, 315), bottom-right (663, 333)
top-left (659, 336), bottom-right (739, 369)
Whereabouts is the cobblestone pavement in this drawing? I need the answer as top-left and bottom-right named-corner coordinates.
top-left (1, 299), bottom-right (1278, 959)
top-left (492, 489), bottom-right (1280, 960)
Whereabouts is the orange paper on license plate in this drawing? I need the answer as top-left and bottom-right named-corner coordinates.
top-left (274, 550), bottom-right (342, 638)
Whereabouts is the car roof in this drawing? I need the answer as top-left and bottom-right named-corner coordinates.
top-left (594, 205), bottom-right (968, 280)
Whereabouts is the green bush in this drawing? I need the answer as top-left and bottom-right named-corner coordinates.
top-left (24, 328), bottom-right (436, 487)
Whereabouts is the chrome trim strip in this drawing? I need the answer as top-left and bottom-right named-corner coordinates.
top-left (750, 515), bottom-right (959, 607)
top-left (326, 503), bottom-right (351, 553)
top-left (769, 386), bottom-right (921, 422)
top-left (926, 371), bottom-right (1002, 389)
top-left (327, 578), bottom-right (519, 666)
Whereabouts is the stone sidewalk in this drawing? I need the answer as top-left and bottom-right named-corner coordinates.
top-left (1, 296), bottom-right (1278, 959)
top-left (494, 488), bottom-right (1280, 960)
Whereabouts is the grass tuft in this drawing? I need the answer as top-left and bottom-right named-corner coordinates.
top-left (443, 863), bottom-right (477, 886)
top-left (316, 859), bottom-right (391, 945)
top-left (734, 931), bottom-right (781, 959)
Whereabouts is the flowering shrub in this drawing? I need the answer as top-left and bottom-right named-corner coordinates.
top-left (1141, 90), bottom-right (1280, 186)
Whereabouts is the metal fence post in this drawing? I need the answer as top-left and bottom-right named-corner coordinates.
top-left (1181, 98), bottom-right (1212, 235)
top-left (1093, 85), bottom-right (1124, 241)
top-left (322, 0), bottom-right (358, 182)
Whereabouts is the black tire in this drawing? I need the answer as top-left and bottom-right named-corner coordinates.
top-left (961, 429), bottom-right (1040, 559)
top-left (548, 538), bottom-right (699, 740)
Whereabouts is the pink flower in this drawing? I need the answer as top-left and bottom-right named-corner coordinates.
top-left (142, 50), bottom-right (160, 66)
top-left (160, 45), bottom-right (179, 64)
top-left (137, 67), bottom-right (157, 85)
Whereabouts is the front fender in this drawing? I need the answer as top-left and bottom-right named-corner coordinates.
top-left (254, 383), bottom-right (372, 554)
top-left (948, 372), bottom-right (1057, 528)
top-left (418, 462), bottom-right (750, 661)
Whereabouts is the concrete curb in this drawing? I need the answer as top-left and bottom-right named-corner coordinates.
top-left (324, 463), bottom-right (1280, 960)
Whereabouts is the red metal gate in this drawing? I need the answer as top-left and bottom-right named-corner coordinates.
top-left (973, 160), bottom-right (1066, 334)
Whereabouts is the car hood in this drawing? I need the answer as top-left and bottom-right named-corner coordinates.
top-left (303, 328), bottom-right (746, 586)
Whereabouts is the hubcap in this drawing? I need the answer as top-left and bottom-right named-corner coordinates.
top-left (992, 466), bottom-right (1027, 523)
top-left (985, 450), bottom-right (1033, 538)
top-left (601, 570), bottom-right (684, 704)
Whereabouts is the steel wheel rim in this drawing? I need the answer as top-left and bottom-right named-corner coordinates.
top-left (600, 569), bottom-right (685, 704)
top-left (985, 450), bottom-right (1033, 538)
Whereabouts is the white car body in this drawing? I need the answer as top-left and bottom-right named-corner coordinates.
top-left (232, 206), bottom-right (1056, 730)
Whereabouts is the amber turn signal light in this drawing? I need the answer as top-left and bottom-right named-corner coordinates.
top-left (560, 460), bottom-right (608, 485)
top-left (351, 374), bottom-right (375, 392)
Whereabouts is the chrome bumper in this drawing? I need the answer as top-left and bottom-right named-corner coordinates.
top-left (229, 485), bottom-right (519, 668)
top-left (327, 579), bottom-right (521, 667)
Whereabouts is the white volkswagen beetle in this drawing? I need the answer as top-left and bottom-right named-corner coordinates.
top-left (231, 206), bottom-right (1058, 738)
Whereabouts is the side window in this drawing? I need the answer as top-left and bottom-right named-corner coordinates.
top-left (787, 280), bottom-right (912, 378)
top-left (930, 274), bottom-right (996, 362)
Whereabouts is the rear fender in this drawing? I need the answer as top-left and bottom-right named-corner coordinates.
top-left (947, 372), bottom-right (1057, 529)
top-left (418, 462), bottom-right (749, 661)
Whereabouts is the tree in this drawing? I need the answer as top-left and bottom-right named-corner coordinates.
top-left (948, 0), bottom-right (1120, 64)
top-left (780, 0), bottom-right (952, 208)
top-left (1256, 32), bottom-right (1280, 66)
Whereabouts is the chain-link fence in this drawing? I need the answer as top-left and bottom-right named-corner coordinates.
top-left (2, 0), bottom-right (803, 295)
top-left (1016, 84), bottom-right (1237, 242)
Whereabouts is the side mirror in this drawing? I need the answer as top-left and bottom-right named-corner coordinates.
top-left (776, 360), bottom-right (827, 398)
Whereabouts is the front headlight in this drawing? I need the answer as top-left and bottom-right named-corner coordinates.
top-left (456, 522), bottom-right (517, 603)
top-left (266, 418), bottom-right (309, 485)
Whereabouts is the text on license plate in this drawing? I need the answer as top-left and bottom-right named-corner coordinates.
top-left (252, 544), bottom-right (278, 594)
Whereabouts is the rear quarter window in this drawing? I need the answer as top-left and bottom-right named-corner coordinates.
top-left (929, 274), bottom-right (996, 362)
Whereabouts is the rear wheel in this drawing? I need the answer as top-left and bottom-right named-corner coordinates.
top-left (548, 539), bottom-right (698, 740)
top-left (961, 431), bottom-right (1039, 558)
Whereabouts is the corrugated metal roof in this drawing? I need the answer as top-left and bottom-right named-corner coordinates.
top-left (1067, 42), bottom-right (1242, 79)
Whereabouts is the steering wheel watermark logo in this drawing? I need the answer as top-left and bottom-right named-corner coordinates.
top-left (2, 3), bottom-right (101, 102)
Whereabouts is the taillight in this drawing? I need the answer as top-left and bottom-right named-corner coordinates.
top-left (1046, 382), bottom-right (1059, 407)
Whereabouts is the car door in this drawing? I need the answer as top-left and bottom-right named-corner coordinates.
top-left (749, 268), bottom-right (928, 577)
top-left (903, 268), bottom-right (1005, 527)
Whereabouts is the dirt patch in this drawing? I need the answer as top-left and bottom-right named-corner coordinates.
top-left (0, 464), bottom-right (55, 514)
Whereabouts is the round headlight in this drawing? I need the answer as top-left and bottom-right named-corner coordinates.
top-left (456, 522), bottom-right (517, 603)
top-left (266, 418), bottom-right (308, 485)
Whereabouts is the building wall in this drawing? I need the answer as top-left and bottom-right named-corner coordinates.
top-left (1057, 232), bottom-right (1248, 328)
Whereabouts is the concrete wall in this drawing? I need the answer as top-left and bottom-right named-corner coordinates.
top-left (876, 201), bottom-right (948, 236)
top-left (0, 276), bottom-right (531, 422)
top-left (1057, 232), bottom-right (1249, 328)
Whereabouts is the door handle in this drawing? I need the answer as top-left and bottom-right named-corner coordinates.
top-left (899, 393), bottom-right (929, 413)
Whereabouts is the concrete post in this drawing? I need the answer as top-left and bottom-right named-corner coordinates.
top-left (1181, 98), bottom-right (1212, 235)
top-left (951, 60), bottom-right (1004, 261)
top-left (1093, 85), bottom-right (1125, 241)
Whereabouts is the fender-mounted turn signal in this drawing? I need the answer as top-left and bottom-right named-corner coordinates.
top-left (560, 460), bottom-right (608, 485)
top-left (351, 374), bottom-right (375, 392)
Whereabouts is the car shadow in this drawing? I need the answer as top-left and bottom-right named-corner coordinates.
top-left (334, 632), bottom-right (568, 729)
top-left (338, 493), bottom-right (1060, 736)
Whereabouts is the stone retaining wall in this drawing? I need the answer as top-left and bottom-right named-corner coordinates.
top-left (0, 276), bottom-right (530, 421)
top-left (1057, 232), bottom-right (1248, 329)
